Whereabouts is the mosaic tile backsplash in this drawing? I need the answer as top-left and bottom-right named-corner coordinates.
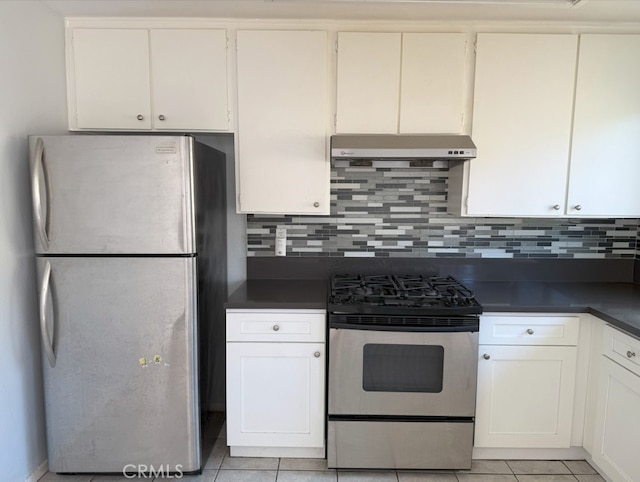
top-left (247, 166), bottom-right (640, 258)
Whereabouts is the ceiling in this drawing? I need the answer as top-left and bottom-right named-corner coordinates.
top-left (38, 0), bottom-right (640, 23)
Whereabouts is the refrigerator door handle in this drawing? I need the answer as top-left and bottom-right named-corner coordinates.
top-left (31, 137), bottom-right (50, 251)
top-left (39, 260), bottom-right (56, 367)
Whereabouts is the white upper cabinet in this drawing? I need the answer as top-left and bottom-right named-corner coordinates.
top-left (149, 29), bottom-right (229, 131)
top-left (68, 27), bottom-right (229, 131)
top-left (236, 30), bottom-right (330, 215)
top-left (336, 32), bottom-right (466, 134)
top-left (567, 34), bottom-right (640, 217)
top-left (336, 32), bottom-right (401, 134)
top-left (465, 33), bottom-right (578, 217)
top-left (399, 33), bottom-right (467, 134)
top-left (71, 29), bottom-right (152, 129)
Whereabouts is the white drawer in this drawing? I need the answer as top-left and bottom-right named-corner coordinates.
top-left (603, 324), bottom-right (640, 377)
top-left (226, 309), bottom-right (326, 342)
top-left (479, 314), bottom-right (580, 346)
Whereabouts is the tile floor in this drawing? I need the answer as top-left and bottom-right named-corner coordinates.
top-left (38, 416), bottom-right (605, 482)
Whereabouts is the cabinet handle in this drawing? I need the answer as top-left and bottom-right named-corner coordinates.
top-left (158, 114), bottom-right (166, 121)
top-left (313, 202), bottom-right (320, 208)
top-left (627, 351), bottom-right (636, 358)
top-left (272, 324), bottom-right (280, 332)
top-left (552, 205), bottom-right (560, 211)
top-left (136, 114), bottom-right (144, 121)
top-left (314, 351), bottom-right (321, 358)
top-left (574, 205), bottom-right (582, 211)
top-left (483, 354), bottom-right (490, 360)
top-left (527, 328), bottom-right (534, 335)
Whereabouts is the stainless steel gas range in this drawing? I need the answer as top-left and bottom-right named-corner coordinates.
top-left (327, 274), bottom-right (482, 470)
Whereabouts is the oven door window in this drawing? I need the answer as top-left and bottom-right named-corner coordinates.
top-left (362, 344), bottom-right (444, 393)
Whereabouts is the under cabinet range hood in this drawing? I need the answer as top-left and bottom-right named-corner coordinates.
top-left (331, 134), bottom-right (477, 165)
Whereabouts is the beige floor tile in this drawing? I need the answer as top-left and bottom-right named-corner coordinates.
top-left (397, 473), bottom-right (458, 481)
top-left (38, 474), bottom-right (93, 482)
top-left (507, 461), bottom-right (571, 475)
top-left (214, 469), bottom-right (277, 482)
top-left (458, 460), bottom-right (513, 474)
top-left (220, 456), bottom-right (279, 470)
top-left (574, 476), bottom-right (605, 482)
top-left (562, 461), bottom-right (597, 475)
top-left (337, 471), bottom-right (398, 481)
top-left (153, 469), bottom-right (217, 481)
top-left (515, 476), bottom-right (579, 482)
top-left (279, 458), bottom-right (330, 471)
top-left (276, 470), bottom-right (338, 482)
top-left (456, 475), bottom-right (518, 482)
top-left (205, 439), bottom-right (229, 470)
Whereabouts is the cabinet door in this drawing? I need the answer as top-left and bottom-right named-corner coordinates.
top-left (150, 29), bottom-right (228, 131)
top-left (236, 30), bottom-right (329, 214)
top-left (71, 28), bottom-right (151, 129)
top-left (568, 34), bottom-right (640, 217)
top-left (336, 32), bottom-right (401, 134)
top-left (592, 357), bottom-right (640, 481)
top-left (475, 345), bottom-right (577, 448)
top-left (467, 34), bottom-right (577, 216)
top-left (226, 342), bottom-right (325, 448)
top-left (399, 33), bottom-right (466, 134)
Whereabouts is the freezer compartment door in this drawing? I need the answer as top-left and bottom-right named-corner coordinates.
top-left (29, 135), bottom-right (195, 254)
top-left (37, 256), bottom-right (201, 473)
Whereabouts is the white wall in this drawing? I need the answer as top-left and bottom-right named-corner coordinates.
top-left (0, 2), bottom-right (67, 481)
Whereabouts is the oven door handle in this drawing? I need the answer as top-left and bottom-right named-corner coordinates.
top-left (329, 322), bottom-right (478, 333)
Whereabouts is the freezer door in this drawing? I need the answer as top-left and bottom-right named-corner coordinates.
top-left (36, 256), bottom-right (201, 473)
top-left (29, 135), bottom-right (195, 254)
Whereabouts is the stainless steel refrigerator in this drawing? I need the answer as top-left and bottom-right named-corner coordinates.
top-left (29, 135), bottom-right (226, 474)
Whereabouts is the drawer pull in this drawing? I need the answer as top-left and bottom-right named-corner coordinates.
top-left (314, 351), bottom-right (321, 358)
top-left (483, 354), bottom-right (491, 360)
top-left (526, 328), bottom-right (535, 335)
top-left (272, 324), bottom-right (280, 331)
top-left (627, 351), bottom-right (637, 358)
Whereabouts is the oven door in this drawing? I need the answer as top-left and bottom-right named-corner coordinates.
top-left (328, 326), bottom-right (478, 417)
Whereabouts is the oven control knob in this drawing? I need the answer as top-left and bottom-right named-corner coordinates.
top-left (314, 351), bottom-right (321, 358)
top-left (527, 328), bottom-right (535, 335)
top-left (272, 324), bottom-right (280, 331)
top-left (483, 354), bottom-right (491, 360)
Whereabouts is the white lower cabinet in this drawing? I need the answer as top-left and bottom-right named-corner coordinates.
top-left (475, 314), bottom-right (579, 448)
top-left (226, 309), bottom-right (326, 458)
top-left (591, 325), bottom-right (640, 481)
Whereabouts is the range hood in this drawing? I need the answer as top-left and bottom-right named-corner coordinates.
top-left (331, 134), bottom-right (477, 163)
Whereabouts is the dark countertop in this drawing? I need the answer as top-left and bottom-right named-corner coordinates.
top-left (467, 281), bottom-right (640, 338)
top-left (226, 279), bottom-right (640, 338)
top-left (225, 279), bottom-right (328, 310)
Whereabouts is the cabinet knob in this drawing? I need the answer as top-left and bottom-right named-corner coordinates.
top-left (272, 324), bottom-right (280, 332)
top-left (527, 328), bottom-right (535, 335)
top-left (158, 114), bottom-right (166, 121)
top-left (136, 114), bottom-right (144, 121)
top-left (552, 205), bottom-right (560, 211)
top-left (483, 354), bottom-right (490, 360)
top-left (627, 351), bottom-right (636, 358)
top-left (574, 205), bottom-right (582, 211)
top-left (313, 202), bottom-right (320, 208)
top-left (314, 351), bottom-right (321, 358)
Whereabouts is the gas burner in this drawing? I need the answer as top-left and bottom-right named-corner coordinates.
top-left (329, 274), bottom-right (482, 316)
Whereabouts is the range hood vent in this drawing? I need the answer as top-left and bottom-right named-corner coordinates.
top-left (331, 134), bottom-right (477, 166)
